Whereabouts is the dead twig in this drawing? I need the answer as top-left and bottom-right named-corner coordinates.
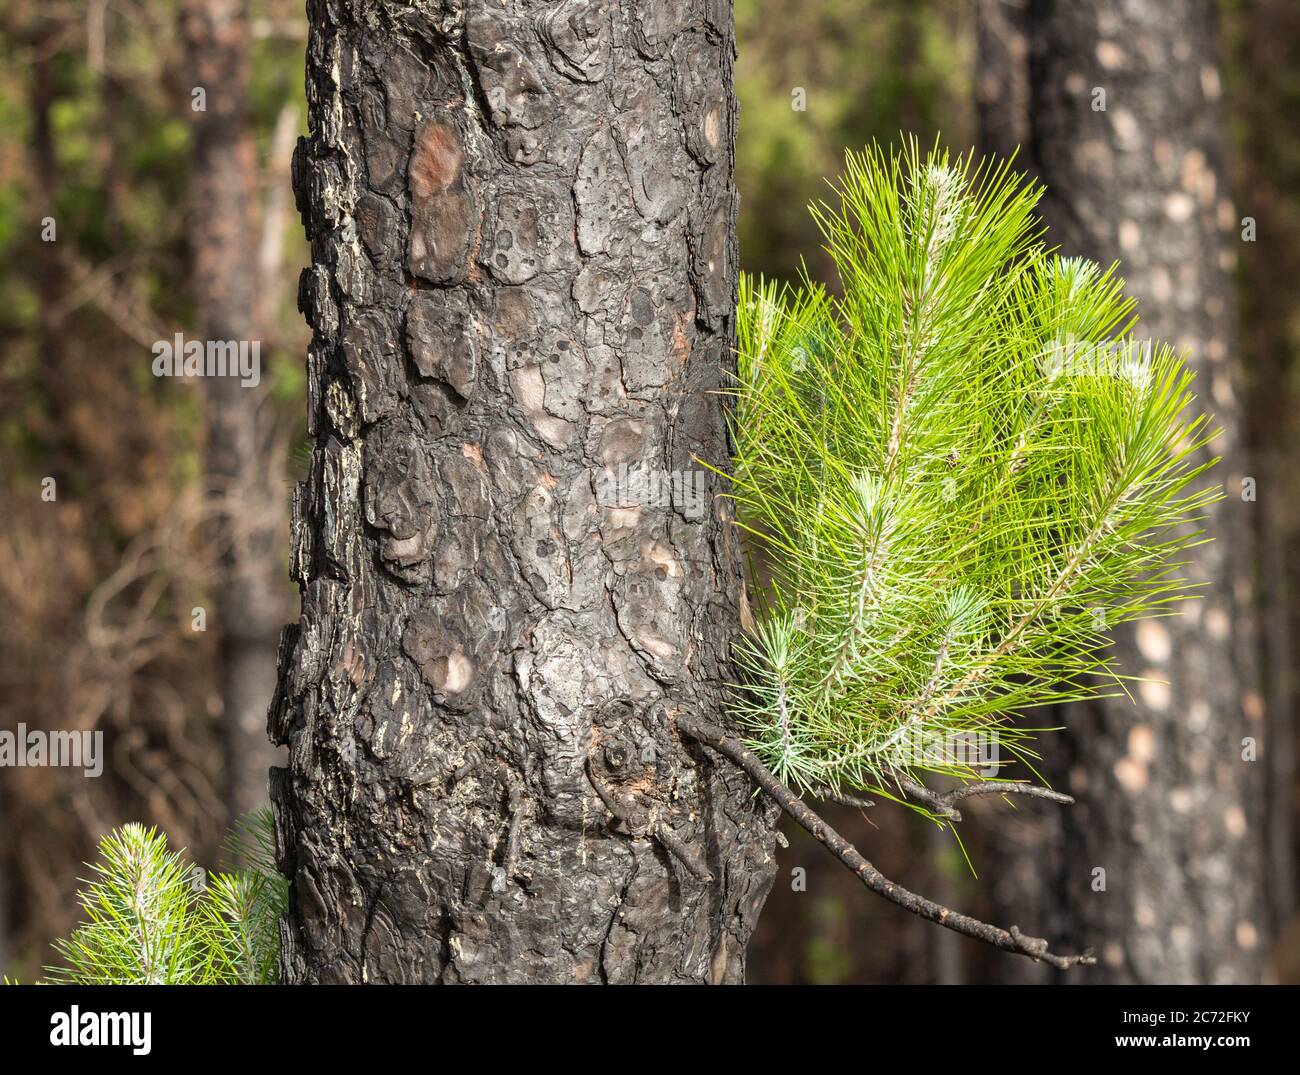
top-left (895, 773), bottom-right (1073, 823)
top-left (585, 757), bottom-right (713, 884)
top-left (812, 786), bottom-right (876, 812)
top-left (677, 716), bottom-right (1093, 971)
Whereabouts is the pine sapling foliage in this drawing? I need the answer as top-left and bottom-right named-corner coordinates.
top-left (729, 142), bottom-right (1217, 810)
top-left (41, 810), bottom-right (286, 985)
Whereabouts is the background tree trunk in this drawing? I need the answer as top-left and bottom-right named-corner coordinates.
top-left (973, 0), bottom-right (1065, 986)
top-left (1229, 0), bottom-right (1300, 960)
top-left (270, 0), bottom-right (777, 983)
top-left (183, 0), bottom-right (286, 826)
top-left (974, 0), bottom-right (1031, 172)
top-left (978, 0), bottom-right (1268, 983)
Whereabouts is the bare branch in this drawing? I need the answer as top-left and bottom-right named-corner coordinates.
top-left (491, 775), bottom-right (527, 894)
top-left (678, 716), bottom-right (1094, 971)
top-left (811, 786), bottom-right (876, 812)
top-left (652, 825), bottom-right (714, 884)
top-left (586, 757), bottom-right (713, 884)
top-left (896, 773), bottom-right (1074, 822)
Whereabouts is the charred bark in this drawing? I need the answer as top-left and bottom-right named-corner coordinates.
top-left (270, 0), bottom-right (778, 983)
top-left (1231, 0), bottom-right (1299, 951)
top-left (977, 0), bottom-right (1267, 983)
top-left (974, 0), bottom-right (1032, 170)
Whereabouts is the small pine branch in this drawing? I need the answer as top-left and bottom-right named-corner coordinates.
top-left (46, 823), bottom-right (206, 985)
top-left (206, 808), bottom-right (288, 985)
top-left (41, 809), bottom-right (284, 985)
top-left (727, 139), bottom-right (1218, 810)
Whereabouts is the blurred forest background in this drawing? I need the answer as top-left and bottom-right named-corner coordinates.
top-left (0, 0), bottom-right (1296, 983)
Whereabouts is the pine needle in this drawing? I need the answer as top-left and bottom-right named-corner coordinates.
top-left (727, 139), bottom-right (1218, 810)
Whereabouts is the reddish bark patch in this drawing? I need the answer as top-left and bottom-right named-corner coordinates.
top-left (409, 120), bottom-right (462, 198)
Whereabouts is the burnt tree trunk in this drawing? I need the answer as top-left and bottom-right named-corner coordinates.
top-left (973, 0), bottom-right (1067, 986)
top-left (183, 0), bottom-right (286, 824)
top-left (977, 0), bottom-right (1268, 983)
top-left (1231, 0), bottom-right (1299, 951)
top-left (269, 0), bottom-right (777, 983)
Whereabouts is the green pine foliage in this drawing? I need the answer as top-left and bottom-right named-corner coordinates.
top-left (42, 810), bottom-right (285, 985)
top-left (728, 140), bottom-right (1218, 807)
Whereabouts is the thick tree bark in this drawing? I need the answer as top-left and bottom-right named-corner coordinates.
top-left (1231, 0), bottom-right (1299, 948)
top-left (183, 0), bottom-right (286, 825)
top-left (977, 0), bottom-right (1268, 983)
top-left (270, 0), bottom-right (777, 983)
top-left (974, 0), bottom-right (1032, 169)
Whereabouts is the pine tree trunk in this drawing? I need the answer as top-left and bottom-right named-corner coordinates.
top-left (270, 0), bottom-right (777, 984)
top-left (1231, 0), bottom-right (1299, 949)
top-left (978, 0), bottom-right (1268, 983)
top-left (183, 0), bottom-right (286, 825)
top-left (30, 14), bottom-right (71, 488)
top-left (973, 0), bottom-right (1065, 986)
